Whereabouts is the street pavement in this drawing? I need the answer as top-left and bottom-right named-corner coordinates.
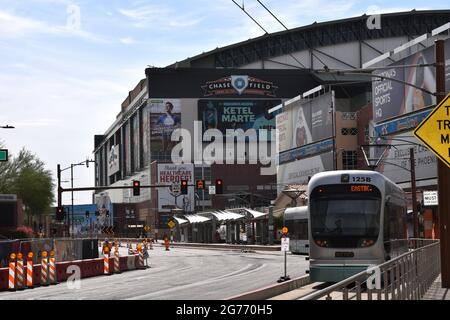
top-left (0, 245), bottom-right (309, 300)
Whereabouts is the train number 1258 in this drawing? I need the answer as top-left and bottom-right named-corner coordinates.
top-left (352, 176), bottom-right (371, 183)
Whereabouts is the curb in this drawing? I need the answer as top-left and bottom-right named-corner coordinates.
top-left (225, 275), bottom-right (310, 300)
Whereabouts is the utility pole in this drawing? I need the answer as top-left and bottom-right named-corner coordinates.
top-left (71, 164), bottom-right (74, 238)
top-left (435, 39), bottom-right (450, 288)
top-left (268, 205), bottom-right (274, 245)
top-left (410, 148), bottom-right (419, 238)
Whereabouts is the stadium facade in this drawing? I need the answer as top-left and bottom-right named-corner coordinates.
top-left (93, 10), bottom-right (450, 240)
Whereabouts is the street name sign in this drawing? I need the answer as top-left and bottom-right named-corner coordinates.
top-left (0, 149), bottom-right (8, 162)
top-left (413, 93), bottom-right (450, 168)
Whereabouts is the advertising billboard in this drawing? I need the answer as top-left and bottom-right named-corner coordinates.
top-left (108, 144), bottom-right (120, 176)
top-left (124, 122), bottom-right (131, 176)
top-left (376, 133), bottom-right (437, 184)
top-left (141, 104), bottom-right (151, 166)
top-left (157, 164), bottom-right (194, 213)
top-left (277, 151), bottom-right (334, 193)
top-left (132, 115), bottom-right (140, 171)
top-left (149, 99), bottom-right (181, 156)
top-left (198, 99), bottom-right (280, 136)
top-left (277, 91), bottom-right (334, 154)
top-left (372, 38), bottom-right (450, 123)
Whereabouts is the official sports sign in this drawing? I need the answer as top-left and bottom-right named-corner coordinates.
top-left (413, 93), bottom-right (450, 168)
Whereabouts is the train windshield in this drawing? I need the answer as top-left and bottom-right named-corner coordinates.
top-left (310, 184), bottom-right (381, 248)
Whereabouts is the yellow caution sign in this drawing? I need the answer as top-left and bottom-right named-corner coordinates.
top-left (414, 93), bottom-right (450, 168)
top-left (167, 220), bottom-right (176, 229)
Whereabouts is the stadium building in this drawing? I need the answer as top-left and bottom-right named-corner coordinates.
top-left (93, 10), bottom-right (450, 240)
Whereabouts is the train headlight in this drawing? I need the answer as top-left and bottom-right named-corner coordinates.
top-left (315, 239), bottom-right (328, 247)
top-left (359, 239), bottom-right (375, 247)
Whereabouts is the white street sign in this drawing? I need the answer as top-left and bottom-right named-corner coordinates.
top-left (423, 191), bottom-right (438, 206)
top-left (281, 237), bottom-right (290, 252)
top-left (171, 182), bottom-right (181, 196)
top-left (209, 186), bottom-right (216, 195)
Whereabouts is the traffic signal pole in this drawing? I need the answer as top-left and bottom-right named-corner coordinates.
top-left (435, 39), bottom-right (450, 288)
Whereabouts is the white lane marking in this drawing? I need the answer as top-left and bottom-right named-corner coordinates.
top-left (127, 263), bottom-right (266, 300)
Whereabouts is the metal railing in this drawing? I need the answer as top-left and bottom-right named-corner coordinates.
top-left (301, 239), bottom-right (440, 300)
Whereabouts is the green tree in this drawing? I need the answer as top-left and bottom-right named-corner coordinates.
top-left (0, 144), bottom-right (54, 226)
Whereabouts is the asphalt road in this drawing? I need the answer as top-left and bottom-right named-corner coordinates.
top-left (0, 245), bottom-right (309, 300)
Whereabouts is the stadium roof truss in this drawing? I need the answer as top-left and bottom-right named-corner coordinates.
top-left (171, 11), bottom-right (450, 69)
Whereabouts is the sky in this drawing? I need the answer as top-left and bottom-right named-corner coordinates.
top-left (0, 0), bottom-right (448, 205)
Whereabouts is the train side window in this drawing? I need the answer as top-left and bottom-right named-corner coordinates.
top-left (383, 202), bottom-right (391, 255)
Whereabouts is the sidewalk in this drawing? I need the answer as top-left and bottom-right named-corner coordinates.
top-left (422, 275), bottom-right (450, 300)
top-left (167, 241), bottom-right (281, 252)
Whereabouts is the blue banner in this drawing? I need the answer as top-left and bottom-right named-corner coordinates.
top-left (279, 138), bottom-right (334, 165)
top-left (374, 108), bottom-right (432, 137)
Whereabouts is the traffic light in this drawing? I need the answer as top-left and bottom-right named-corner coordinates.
top-left (85, 211), bottom-right (90, 218)
top-left (196, 179), bottom-right (205, 190)
top-left (181, 180), bottom-right (188, 195)
top-left (133, 180), bottom-right (140, 196)
top-left (106, 210), bottom-right (110, 218)
top-left (56, 206), bottom-right (65, 221)
top-left (215, 179), bottom-right (223, 194)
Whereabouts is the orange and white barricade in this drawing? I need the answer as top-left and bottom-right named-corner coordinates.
top-left (26, 252), bottom-right (34, 289)
top-left (16, 253), bottom-right (25, 290)
top-left (8, 253), bottom-right (16, 291)
top-left (41, 251), bottom-right (49, 286)
top-left (136, 244), bottom-right (144, 269)
top-left (49, 250), bottom-right (57, 285)
top-left (103, 246), bottom-right (111, 275)
top-left (114, 245), bottom-right (121, 274)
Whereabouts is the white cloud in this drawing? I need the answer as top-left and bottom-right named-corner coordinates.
top-left (0, 9), bottom-right (107, 43)
top-left (117, 3), bottom-right (202, 29)
top-left (120, 37), bottom-right (136, 45)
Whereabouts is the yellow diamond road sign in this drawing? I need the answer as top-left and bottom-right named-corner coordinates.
top-left (414, 93), bottom-right (450, 168)
top-left (167, 220), bottom-right (176, 229)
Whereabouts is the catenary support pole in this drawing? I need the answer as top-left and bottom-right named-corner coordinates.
top-left (435, 39), bottom-right (450, 288)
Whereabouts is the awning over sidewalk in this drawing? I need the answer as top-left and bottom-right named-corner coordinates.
top-left (211, 211), bottom-right (245, 221)
top-left (244, 208), bottom-right (268, 219)
top-left (173, 216), bottom-right (189, 225)
top-left (183, 214), bottom-right (211, 224)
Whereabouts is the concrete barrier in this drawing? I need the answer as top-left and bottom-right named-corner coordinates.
top-left (0, 254), bottom-right (145, 291)
top-left (225, 275), bottom-right (310, 300)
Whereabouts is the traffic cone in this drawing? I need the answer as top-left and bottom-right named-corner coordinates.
top-left (8, 253), bottom-right (16, 291)
top-left (49, 250), bottom-right (58, 285)
top-left (16, 253), bottom-right (25, 290)
top-left (26, 252), bottom-right (34, 289)
top-left (41, 251), bottom-right (49, 286)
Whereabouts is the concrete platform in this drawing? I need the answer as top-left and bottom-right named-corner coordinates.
top-left (422, 275), bottom-right (450, 300)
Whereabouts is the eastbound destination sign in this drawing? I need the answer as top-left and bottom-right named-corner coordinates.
top-left (414, 93), bottom-right (450, 168)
